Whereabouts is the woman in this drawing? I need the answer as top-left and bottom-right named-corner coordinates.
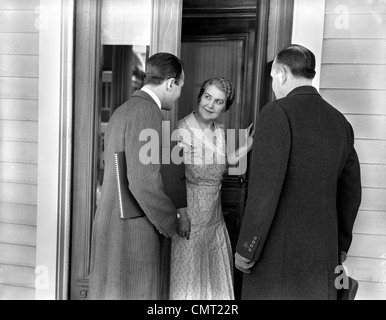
top-left (170, 77), bottom-right (254, 300)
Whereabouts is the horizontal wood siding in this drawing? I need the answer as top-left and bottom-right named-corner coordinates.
top-left (0, 0), bottom-right (39, 300)
top-left (320, 0), bottom-right (386, 300)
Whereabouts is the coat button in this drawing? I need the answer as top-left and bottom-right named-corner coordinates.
top-left (252, 240), bottom-right (256, 244)
top-left (253, 236), bottom-right (258, 240)
top-left (248, 248), bottom-right (252, 252)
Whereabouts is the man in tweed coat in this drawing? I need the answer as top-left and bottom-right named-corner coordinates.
top-left (89, 53), bottom-right (185, 300)
top-left (235, 45), bottom-right (361, 300)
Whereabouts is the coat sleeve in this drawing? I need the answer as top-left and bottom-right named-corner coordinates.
top-left (124, 104), bottom-right (177, 237)
top-left (236, 102), bottom-right (291, 261)
top-left (337, 123), bottom-right (362, 253)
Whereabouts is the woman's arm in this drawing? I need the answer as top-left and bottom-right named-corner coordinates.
top-left (227, 123), bottom-right (254, 166)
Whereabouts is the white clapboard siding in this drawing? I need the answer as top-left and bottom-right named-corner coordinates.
top-left (345, 256), bottom-right (386, 283)
top-left (0, 33), bottom-right (39, 55)
top-left (0, 203), bottom-right (37, 226)
top-left (321, 0), bottom-right (386, 300)
top-left (350, 234), bottom-right (386, 259)
top-left (320, 65), bottom-right (386, 90)
top-left (360, 188), bottom-right (386, 212)
top-left (324, 14), bottom-right (386, 39)
top-left (0, 0), bottom-right (40, 10)
top-left (0, 182), bottom-right (37, 206)
top-left (0, 55), bottom-right (39, 78)
top-left (355, 140), bottom-right (386, 165)
top-left (0, 284), bottom-right (35, 300)
top-left (0, 243), bottom-right (36, 267)
top-left (353, 211), bottom-right (386, 236)
top-left (0, 78), bottom-right (38, 100)
top-left (0, 141), bottom-right (38, 164)
top-left (320, 89), bottom-right (386, 115)
top-left (322, 39), bottom-right (386, 64)
top-left (0, 163), bottom-right (38, 185)
top-left (325, 0), bottom-right (386, 14)
top-left (0, 120), bottom-right (38, 142)
top-left (0, 99), bottom-right (38, 121)
top-left (0, 223), bottom-right (36, 247)
top-left (0, 2), bottom-right (39, 299)
top-left (0, 265), bottom-right (35, 288)
top-left (345, 115), bottom-right (386, 140)
top-left (354, 281), bottom-right (386, 300)
top-left (361, 164), bottom-right (386, 189)
top-left (0, 11), bottom-right (37, 33)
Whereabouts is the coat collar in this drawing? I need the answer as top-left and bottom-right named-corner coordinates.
top-left (286, 86), bottom-right (319, 97)
top-left (132, 90), bottom-right (159, 107)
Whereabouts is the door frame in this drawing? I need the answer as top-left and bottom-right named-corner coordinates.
top-left (68, 0), bottom-right (294, 300)
top-left (70, 0), bottom-right (183, 300)
top-left (36, 0), bottom-right (74, 300)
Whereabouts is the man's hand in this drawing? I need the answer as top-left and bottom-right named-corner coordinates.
top-left (340, 251), bottom-right (347, 263)
top-left (177, 208), bottom-right (191, 240)
top-left (235, 252), bottom-right (256, 274)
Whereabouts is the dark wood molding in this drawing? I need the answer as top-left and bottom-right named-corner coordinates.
top-left (183, 7), bottom-right (257, 19)
top-left (151, 0), bottom-right (183, 132)
top-left (70, 0), bottom-right (102, 300)
top-left (267, 0), bottom-right (295, 62)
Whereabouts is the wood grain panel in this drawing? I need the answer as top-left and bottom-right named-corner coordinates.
top-left (0, 284), bottom-right (35, 300)
top-left (183, 0), bottom-right (256, 11)
top-left (0, 99), bottom-right (38, 121)
top-left (320, 65), bottom-right (386, 90)
top-left (0, 264), bottom-right (35, 288)
top-left (0, 11), bottom-right (37, 33)
top-left (322, 39), bottom-right (386, 64)
top-left (325, 0), bottom-right (386, 14)
top-left (0, 33), bottom-right (39, 55)
top-left (354, 281), bottom-right (386, 300)
top-left (0, 182), bottom-right (37, 205)
top-left (360, 188), bottom-right (386, 212)
top-left (320, 89), bottom-right (386, 115)
top-left (0, 120), bottom-right (38, 142)
top-left (0, 223), bottom-right (36, 247)
top-left (0, 203), bottom-right (37, 226)
top-left (349, 233), bottom-right (386, 259)
top-left (361, 164), bottom-right (386, 189)
top-left (0, 243), bottom-right (35, 267)
top-left (0, 78), bottom-right (38, 100)
top-left (0, 141), bottom-right (38, 163)
top-left (0, 0), bottom-right (40, 10)
top-left (353, 211), bottom-right (386, 236)
top-left (355, 139), bottom-right (386, 165)
top-left (179, 40), bottom-right (244, 133)
top-left (324, 14), bottom-right (386, 39)
top-left (345, 115), bottom-right (386, 140)
top-left (0, 55), bottom-right (39, 78)
top-left (0, 162), bottom-right (38, 184)
top-left (345, 256), bottom-right (386, 283)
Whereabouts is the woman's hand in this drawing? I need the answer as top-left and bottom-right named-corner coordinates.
top-left (177, 208), bottom-right (191, 240)
top-left (246, 123), bottom-right (255, 152)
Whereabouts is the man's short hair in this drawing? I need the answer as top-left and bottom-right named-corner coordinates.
top-left (276, 44), bottom-right (316, 80)
top-left (144, 52), bottom-right (184, 86)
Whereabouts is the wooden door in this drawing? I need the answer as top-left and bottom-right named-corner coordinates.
top-left (179, 0), bottom-right (294, 299)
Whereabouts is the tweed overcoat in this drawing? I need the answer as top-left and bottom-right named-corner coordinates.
top-left (236, 86), bottom-right (361, 300)
top-left (89, 90), bottom-right (178, 300)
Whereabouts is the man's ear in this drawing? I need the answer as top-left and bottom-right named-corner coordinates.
top-left (279, 66), bottom-right (288, 86)
top-left (166, 78), bottom-right (176, 91)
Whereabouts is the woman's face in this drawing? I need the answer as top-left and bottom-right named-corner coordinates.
top-left (197, 84), bottom-right (227, 122)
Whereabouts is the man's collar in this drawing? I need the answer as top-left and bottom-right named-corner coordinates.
top-left (287, 86), bottom-right (319, 97)
top-left (141, 87), bottom-right (162, 109)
